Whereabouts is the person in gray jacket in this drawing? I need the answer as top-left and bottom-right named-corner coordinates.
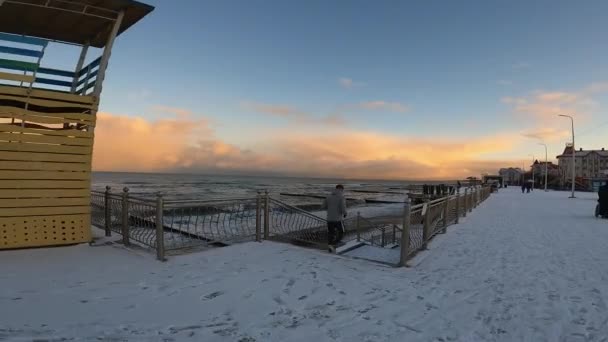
top-left (323, 184), bottom-right (347, 245)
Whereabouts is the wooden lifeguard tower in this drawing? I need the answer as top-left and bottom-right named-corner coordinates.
top-left (0, 0), bottom-right (153, 249)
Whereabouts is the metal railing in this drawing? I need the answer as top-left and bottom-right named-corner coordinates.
top-left (394, 185), bottom-right (492, 266)
top-left (337, 185), bottom-right (492, 267)
top-left (90, 185), bottom-right (493, 264)
top-left (265, 197), bottom-right (327, 247)
top-left (90, 188), bottom-right (330, 260)
top-left (342, 214), bottom-right (400, 248)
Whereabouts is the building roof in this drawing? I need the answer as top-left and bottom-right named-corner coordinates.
top-left (499, 167), bottom-right (523, 174)
top-left (557, 146), bottom-right (608, 158)
top-left (0, 0), bottom-right (154, 48)
top-left (532, 161), bottom-right (559, 168)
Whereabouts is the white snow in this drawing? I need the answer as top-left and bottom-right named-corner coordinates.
top-left (342, 244), bottom-right (401, 265)
top-left (2, 188), bottom-right (608, 341)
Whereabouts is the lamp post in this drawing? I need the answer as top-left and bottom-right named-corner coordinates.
top-left (558, 114), bottom-right (576, 198)
top-left (539, 143), bottom-right (548, 191)
top-left (528, 154), bottom-right (535, 190)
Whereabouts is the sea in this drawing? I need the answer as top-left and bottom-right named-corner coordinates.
top-left (91, 172), bottom-right (450, 214)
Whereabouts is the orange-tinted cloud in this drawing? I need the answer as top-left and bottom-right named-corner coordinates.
top-left (520, 127), bottom-right (570, 142)
top-left (502, 84), bottom-right (606, 126)
top-left (243, 102), bottom-right (347, 125)
top-left (501, 83), bottom-right (608, 149)
top-left (93, 111), bottom-right (525, 179)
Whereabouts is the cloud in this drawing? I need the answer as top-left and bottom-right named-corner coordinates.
top-left (512, 62), bottom-right (531, 69)
top-left (93, 111), bottom-right (526, 180)
top-left (355, 101), bottom-right (409, 113)
top-left (338, 77), bottom-right (365, 89)
top-left (126, 88), bottom-right (151, 102)
top-left (521, 128), bottom-right (570, 142)
top-left (246, 103), bottom-right (298, 118)
top-left (502, 84), bottom-right (607, 125)
top-left (151, 105), bottom-right (194, 118)
top-left (243, 102), bottom-right (346, 125)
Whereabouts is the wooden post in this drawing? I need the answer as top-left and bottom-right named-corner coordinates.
top-left (155, 193), bottom-right (165, 261)
top-left (263, 190), bottom-right (270, 239)
top-left (104, 186), bottom-right (111, 237)
top-left (455, 190), bottom-right (460, 224)
top-left (399, 199), bottom-right (411, 267)
top-left (442, 196), bottom-right (449, 233)
top-left (356, 212), bottom-right (361, 242)
top-left (71, 42), bottom-right (89, 93)
top-left (255, 192), bottom-right (262, 242)
top-left (463, 188), bottom-right (468, 217)
top-left (121, 187), bottom-right (130, 246)
top-left (381, 227), bottom-right (386, 247)
top-left (93, 10), bottom-right (125, 98)
top-left (422, 199), bottom-right (430, 249)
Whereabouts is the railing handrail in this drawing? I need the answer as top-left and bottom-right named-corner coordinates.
top-left (163, 197), bottom-right (257, 206)
top-left (269, 197), bottom-right (326, 222)
top-left (90, 185), bottom-right (494, 265)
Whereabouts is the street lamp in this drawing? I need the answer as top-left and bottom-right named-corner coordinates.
top-left (558, 114), bottom-right (576, 198)
top-left (528, 154), bottom-right (535, 190)
top-left (539, 143), bottom-right (548, 191)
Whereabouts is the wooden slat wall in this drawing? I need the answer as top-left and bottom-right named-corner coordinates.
top-left (0, 214), bottom-right (90, 249)
top-left (0, 71), bottom-right (35, 83)
top-left (0, 93), bottom-right (95, 249)
top-left (0, 85), bottom-right (97, 106)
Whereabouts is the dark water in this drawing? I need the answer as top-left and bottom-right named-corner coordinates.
top-left (92, 172), bottom-right (440, 209)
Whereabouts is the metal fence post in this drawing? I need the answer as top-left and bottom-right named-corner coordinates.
top-left (422, 199), bottom-right (430, 250)
top-left (463, 188), bottom-right (468, 217)
top-left (381, 227), bottom-right (386, 247)
top-left (121, 187), bottom-right (130, 246)
top-left (472, 187), bottom-right (476, 209)
top-left (469, 188), bottom-right (473, 212)
top-left (392, 225), bottom-right (397, 244)
top-left (399, 199), bottom-right (411, 267)
top-left (255, 192), bottom-right (262, 242)
top-left (104, 186), bottom-right (111, 237)
top-left (263, 190), bottom-right (270, 239)
top-left (442, 196), bottom-right (449, 233)
top-left (455, 190), bottom-right (460, 224)
top-left (155, 192), bottom-right (165, 261)
top-left (356, 212), bottom-right (361, 242)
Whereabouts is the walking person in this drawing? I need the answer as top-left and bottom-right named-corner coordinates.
top-left (521, 182), bottom-right (526, 194)
top-left (598, 182), bottom-right (608, 218)
top-left (323, 184), bottom-right (347, 252)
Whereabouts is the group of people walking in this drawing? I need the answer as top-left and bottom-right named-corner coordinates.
top-left (521, 181), bottom-right (534, 193)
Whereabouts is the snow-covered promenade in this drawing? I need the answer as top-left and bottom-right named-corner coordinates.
top-left (1, 188), bottom-right (606, 341)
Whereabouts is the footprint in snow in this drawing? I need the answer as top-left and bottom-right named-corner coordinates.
top-left (202, 291), bottom-right (224, 301)
top-left (283, 279), bottom-right (295, 294)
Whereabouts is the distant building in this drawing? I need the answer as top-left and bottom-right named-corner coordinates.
top-left (498, 167), bottom-right (523, 186)
top-left (531, 160), bottom-right (560, 178)
top-left (556, 145), bottom-right (608, 191)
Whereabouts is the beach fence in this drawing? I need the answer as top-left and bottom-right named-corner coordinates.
top-left (90, 185), bottom-right (492, 265)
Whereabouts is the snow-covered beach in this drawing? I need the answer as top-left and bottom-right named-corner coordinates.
top-left (2, 188), bottom-right (607, 341)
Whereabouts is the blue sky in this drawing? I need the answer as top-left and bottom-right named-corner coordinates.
top-left (41, 0), bottom-right (608, 178)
